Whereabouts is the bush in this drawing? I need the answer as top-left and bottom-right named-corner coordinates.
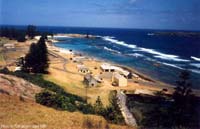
top-left (103, 91), bottom-right (125, 124)
top-left (36, 90), bottom-right (77, 112)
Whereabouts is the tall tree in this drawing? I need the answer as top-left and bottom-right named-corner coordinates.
top-left (24, 36), bottom-right (48, 73)
top-left (171, 70), bottom-right (198, 127)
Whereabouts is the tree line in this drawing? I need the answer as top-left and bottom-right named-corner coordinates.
top-left (0, 25), bottom-right (53, 41)
top-left (0, 25), bottom-right (38, 42)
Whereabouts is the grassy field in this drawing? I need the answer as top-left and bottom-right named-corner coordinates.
top-left (43, 73), bottom-right (110, 106)
top-left (0, 72), bottom-right (134, 129)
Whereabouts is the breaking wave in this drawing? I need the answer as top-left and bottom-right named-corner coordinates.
top-left (190, 63), bottom-right (200, 68)
top-left (125, 53), bottom-right (144, 58)
top-left (137, 47), bottom-right (190, 62)
top-left (191, 56), bottom-right (200, 61)
top-left (102, 36), bottom-right (137, 49)
top-left (154, 55), bottom-right (190, 62)
top-left (103, 47), bottom-right (121, 54)
top-left (102, 36), bottom-right (190, 62)
top-left (161, 62), bottom-right (184, 70)
top-left (189, 69), bottom-right (200, 74)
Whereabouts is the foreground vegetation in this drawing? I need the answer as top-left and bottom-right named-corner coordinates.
top-left (127, 71), bottom-right (200, 129)
top-left (0, 69), bottom-right (125, 125)
top-left (0, 93), bottom-right (131, 129)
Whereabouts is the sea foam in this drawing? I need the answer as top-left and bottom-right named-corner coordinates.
top-left (102, 36), bottom-right (137, 49)
top-left (191, 56), bottom-right (200, 61)
top-left (154, 55), bottom-right (190, 62)
top-left (161, 62), bottom-right (184, 70)
top-left (102, 36), bottom-right (190, 62)
top-left (189, 69), bottom-right (200, 74)
top-left (103, 47), bottom-right (121, 54)
top-left (126, 53), bottom-right (144, 58)
top-left (190, 63), bottom-right (200, 68)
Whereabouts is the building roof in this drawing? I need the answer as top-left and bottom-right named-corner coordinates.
top-left (114, 67), bottom-right (130, 76)
top-left (84, 74), bottom-right (96, 82)
top-left (113, 72), bottom-right (127, 80)
top-left (100, 63), bottom-right (117, 70)
top-left (77, 64), bottom-right (89, 70)
top-left (3, 43), bottom-right (15, 47)
top-left (100, 63), bottom-right (130, 76)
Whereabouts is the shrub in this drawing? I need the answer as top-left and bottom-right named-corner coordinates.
top-left (36, 90), bottom-right (77, 112)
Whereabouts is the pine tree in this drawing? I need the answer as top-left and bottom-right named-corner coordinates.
top-left (94, 96), bottom-right (104, 115)
top-left (171, 70), bottom-right (197, 127)
top-left (24, 36), bottom-right (48, 73)
top-left (36, 36), bottom-right (49, 72)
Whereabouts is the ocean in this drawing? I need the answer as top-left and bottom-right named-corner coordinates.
top-left (2, 25), bottom-right (200, 88)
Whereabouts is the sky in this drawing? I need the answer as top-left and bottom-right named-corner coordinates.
top-left (0, 0), bottom-right (200, 30)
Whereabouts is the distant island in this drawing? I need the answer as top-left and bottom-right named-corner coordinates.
top-left (154, 31), bottom-right (200, 37)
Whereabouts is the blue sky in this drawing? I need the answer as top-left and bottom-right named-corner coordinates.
top-left (0, 0), bottom-right (200, 30)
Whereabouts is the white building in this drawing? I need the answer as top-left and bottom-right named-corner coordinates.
top-left (3, 43), bottom-right (15, 49)
top-left (112, 72), bottom-right (127, 87)
top-left (83, 74), bottom-right (98, 87)
top-left (77, 64), bottom-right (90, 73)
top-left (100, 63), bottom-right (131, 78)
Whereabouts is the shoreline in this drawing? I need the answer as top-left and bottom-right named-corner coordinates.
top-left (47, 38), bottom-right (176, 94)
top-left (49, 35), bottom-right (173, 84)
top-left (53, 33), bottom-right (97, 39)
top-left (47, 34), bottom-right (200, 97)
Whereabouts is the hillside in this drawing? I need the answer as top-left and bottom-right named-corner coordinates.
top-left (0, 73), bottom-right (42, 100)
top-left (0, 73), bottom-right (134, 129)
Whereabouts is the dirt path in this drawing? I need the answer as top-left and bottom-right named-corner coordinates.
top-left (116, 90), bottom-right (137, 127)
top-left (48, 50), bottom-right (68, 72)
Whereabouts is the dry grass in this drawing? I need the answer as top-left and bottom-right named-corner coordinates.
top-left (0, 94), bottom-right (135, 129)
top-left (0, 53), bottom-right (4, 62)
top-left (43, 71), bottom-right (110, 106)
top-left (0, 53), bottom-right (6, 66)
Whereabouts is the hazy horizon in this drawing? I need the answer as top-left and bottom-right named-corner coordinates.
top-left (1, 24), bottom-right (200, 32)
